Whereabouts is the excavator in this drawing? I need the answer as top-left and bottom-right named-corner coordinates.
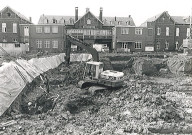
top-left (65, 35), bottom-right (124, 89)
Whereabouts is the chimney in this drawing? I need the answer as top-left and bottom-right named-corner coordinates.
top-left (29, 17), bottom-right (32, 22)
top-left (99, 7), bottom-right (103, 21)
top-left (115, 16), bottom-right (117, 21)
top-left (75, 7), bottom-right (78, 21)
top-left (129, 15), bottom-right (131, 18)
top-left (86, 8), bottom-right (89, 13)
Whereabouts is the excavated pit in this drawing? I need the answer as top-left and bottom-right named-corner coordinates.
top-left (1, 54), bottom-right (192, 134)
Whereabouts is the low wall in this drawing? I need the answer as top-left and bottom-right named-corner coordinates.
top-left (0, 53), bottom-right (92, 116)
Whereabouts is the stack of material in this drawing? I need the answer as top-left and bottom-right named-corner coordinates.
top-left (167, 55), bottom-right (192, 74)
top-left (133, 58), bottom-right (157, 75)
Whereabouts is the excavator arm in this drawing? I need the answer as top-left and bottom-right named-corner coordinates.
top-left (65, 35), bottom-right (99, 65)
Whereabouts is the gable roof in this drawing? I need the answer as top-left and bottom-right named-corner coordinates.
top-left (0, 6), bottom-right (31, 23)
top-left (74, 10), bottom-right (103, 24)
top-left (140, 11), bottom-right (174, 27)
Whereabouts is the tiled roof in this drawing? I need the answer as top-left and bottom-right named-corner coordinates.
top-left (38, 15), bottom-right (76, 25)
top-left (38, 15), bottom-right (135, 26)
top-left (140, 11), bottom-right (191, 26)
top-left (102, 16), bottom-right (135, 26)
top-left (140, 12), bottom-right (164, 27)
top-left (171, 16), bottom-right (190, 24)
top-left (0, 6), bottom-right (31, 23)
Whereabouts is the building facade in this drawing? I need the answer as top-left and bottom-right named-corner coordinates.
top-left (20, 24), bottom-right (65, 53)
top-left (112, 26), bottom-right (154, 52)
top-left (1, 6), bottom-right (191, 54)
top-left (36, 7), bottom-right (135, 52)
top-left (0, 6), bottom-right (32, 43)
top-left (0, 6), bottom-right (32, 55)
top-left (140, 11), bottom-right (191, 52)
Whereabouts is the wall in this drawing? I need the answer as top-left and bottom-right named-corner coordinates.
top-left (0, 43), bottom-right (28, 56)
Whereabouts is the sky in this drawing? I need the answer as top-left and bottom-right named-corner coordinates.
top-left (0, 0), bottom-right (192, 26)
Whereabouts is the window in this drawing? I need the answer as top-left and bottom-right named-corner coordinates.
top-left (156, 41), bottom-right (160, 50)
top-left (165, 41), bottom-right (169, 50)
top-left (135, 28), bottom-right (142, 35)
top-left (15, 43), bottom-right (20, 48)
top-left (166, 27), bottom-right (169, 36)
top-left (24, 26), bottom-right (29, 36)
top-left (87, 19), bottom-right (91, 24)
top-left (36, 40), bottom-right (42, 48)
top-left (126, 21), bottom-right (131, 25)
top-left (52, 19), bottom-right (57, 24)
top-left (135, 42), bottom-right (142, 49)
top-left (175, 41), bottom-right (179, 50)
top-left (122, 42), bottom-right (128, 48)
top-left (24, 38), bottom-right (29, 43)
top-left (2, 23), bottom-right (6, 33)
top-left (52, 40), bottom-right (58, 48)
top-left (36, 26), bottom-right (42, 33)
top-left (7, 12), bottom-right (11, 17)
top-left (187, 28), bottom-right (190, 37)
top-left (121, 28), bottom-right (129, 34)
top-left (13, 23), bottom-right (17, 33)
top-left (13, 38), bottom-right (17, 42)
top-left (52, 26), bottom-right (58, 33)
top-left (118, 21), bottom-right (121, 25)
top-left (44, 26), bottom-right (50, 33)
top-left (176, 28), bottom-right (179, 36)
top-left (44, 40), bottom-right (50, 48)
top-left (157, 27), bottom-right (161, 35)
top-left (148, 28), bottom-right (153, 36)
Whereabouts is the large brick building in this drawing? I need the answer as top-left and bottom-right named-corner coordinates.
top-left (35, 7), bottom-right (135, 52)
top-left (140, 11), bottom-right (191, 52)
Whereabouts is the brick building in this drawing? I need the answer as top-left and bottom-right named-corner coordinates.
top-left (0, 6), bottom-right (32, 43)
top-left (20, 24), bottom-right (65, 53)
top-left (140, 11), bottom-right (191, 52)
top-left (112, 26), bottom-right (154, 52)
top-left (36, 7), bottom-right (135, 52)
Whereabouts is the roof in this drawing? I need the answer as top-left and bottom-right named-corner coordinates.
top-left (75, 10), bottom-right (103, 24)
top-left (171, 16), bottom-right (190, 24)
top-left (0, 6), bottom-right (31, 23)
top-left (38, 14), bottom-right (135, 26)
top-left (102, 16), bottom-right (135, 26)
top-left (38, 15), bottom-right (76, 25)
top-left (140, 11), bottom-right (191, 26)
top-left (140, 12), bottom-right (165, 27)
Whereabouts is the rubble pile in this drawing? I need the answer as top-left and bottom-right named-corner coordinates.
top-left (1, 54), bottom-right (192, 134)
top-left (1, 64), bottom-right (192, 134)
top-left (167, 55), bottom-right (192, 74)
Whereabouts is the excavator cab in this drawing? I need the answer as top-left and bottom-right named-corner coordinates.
top-left (84, 61), bottom-right (104, 79)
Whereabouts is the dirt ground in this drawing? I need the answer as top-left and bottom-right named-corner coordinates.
top-left (1, 56), bottom-right (192, 135)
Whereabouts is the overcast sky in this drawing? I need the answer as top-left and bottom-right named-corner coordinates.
top-left (0, 0), bottom-right (192, 26)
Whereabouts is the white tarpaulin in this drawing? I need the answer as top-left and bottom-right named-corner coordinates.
top-left (0, 53), bottom-right (92, 116)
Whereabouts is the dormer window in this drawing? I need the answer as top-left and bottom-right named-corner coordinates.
top-left (87, 19), bottom-right (91, 24)
top-left (70, 18), bottom-right (74, 24)
top-left (52, 19), bottom-right (57, 24)
top-left (118, 21), bottom-right (121, 25)
top-left (126, 21), bottom-right (131, 25)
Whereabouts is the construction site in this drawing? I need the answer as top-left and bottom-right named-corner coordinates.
top-left (0, 32), bottom-right (192, 135)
